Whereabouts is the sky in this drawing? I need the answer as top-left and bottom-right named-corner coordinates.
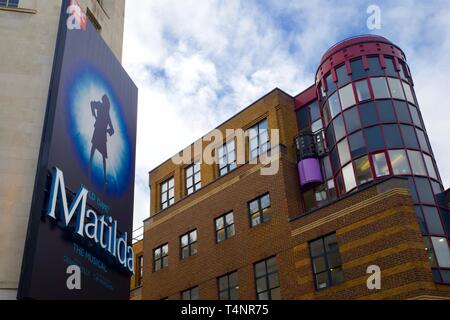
top-left (122, 0), bottom-right (450, 235)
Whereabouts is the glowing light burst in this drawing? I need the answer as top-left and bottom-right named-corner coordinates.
top-left (66, 66), bottom-right (131, 195)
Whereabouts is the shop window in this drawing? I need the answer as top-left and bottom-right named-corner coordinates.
top-left (423, 154), bottom-right (438, 180)
top-left (372, 152), bottom-right (389, 177)
top-left (423, 206), bottom-right (444, 235)
top-left (348, 131), bottom-right (366, 158)
top-left (343, 107), bottom-right (361, 133)
top-left (355, 80), bottom-right (371, 102)
top-left (383, 124), bottom-right (403, 148)
top-left (416, 129), bottom-right (429, 153)
top-left (342, 163), bottom-right (357, 192)
top-left (337, 139), bottom-right (351, 166)
top-left (384, 57), bottom-right (398, 77)
top-left (370, 77), bottom-right (390, 99)
top-left (325, 73), bottom-right (336, 94)
top-left (329, 92), bottom-right (341, 119)
top-left (407, 150), bottom-right (427, 176)
top-left (333, 115), bottom-right (346, 142)
top-left (367, 56), bottom-right (384, 76)
top-left (403, 82), bottom-right (415, 104)
top-left (350, 59), bottom-right (366, 80)
top-left (359, 102), bottom-right (378, 127)
top-left (415, 177), bottom-right (435, 204)
top-left (338, 83), bottom-right (355, 111)
top-left (393, 101), bottom-right (412, 124)
top-left (365, 126), bottom-right (384, 152)
top-left (409, 105), bottom-right (422, 128)
top-left (376, 100), bottom-right (396, 123)
top-left (415, 206), bottom-right (428, 234)
top-left (388, 78), bottom-right (405, 100)
top-left (336, 64), bottom-right (351, 87)
top-left (354, 156), bottom-right (373, 185)
top-left (389, 150), bottom-right (411, 175)
top-left (431, 237), bottom-right (450, 268)
top-left (400, 125), bottom-right (419, 149)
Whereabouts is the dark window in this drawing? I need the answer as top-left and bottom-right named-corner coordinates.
top-left (218, 272), bottom-right (239, 300)
top-left (336, 64), bottom-right (351, 87)
top-left (0, 0), bottom-right (19, 8)
top-left (376, 100), bottom-right (396, 123)
top-left (153, 244), bottom-right (168, 272)
top-left (328, 92), bottom-right (341, 118)
top-left (354, 155), bottom-right (373, 185)
top-left (415, 177), bottom-right (435, 204)
top-left (323, 100), bottom-right (332, 126)
top-left (408, 150), bottom-right (427, 176)
top-left (330, 147), bottom-right (340, 173)
top-left (384, 56), bottom-right (398, 77)
top-left (409, 105), bottom-right (422, 128)
top-left (249, 119), bottom-right (270, 159)
top-left (333, 115), bottom-right (346, 142)
top-left (309, 233), bottom-right (344, 290)
top-left (408, 177), bottom-right (419, 203)
top-left (367, 56), bottom-right (384, 76)
top-left (181, 287), bottom-right (199, 300)
top-left (383, 124), bottom-right (403, 148)
top-left (180, 230), bottom-right (198, 259)
top-left (185, 162), bottom-right (201, 195)
top-left (401, 125), bottom-right (419, 149)
top-left (350, 59), bottom-right (366, 80)
top-left (423, 206), bottom-right (444, 235)
top-left (364, 126), bottom-right (385, 152)
top-left (218, 140), bottom-right (237, 176)
top-left (348, 131), bottom-right (366, 158)
top-left (309, 101), bottom-right (321, 122)
top-left (326, 123), bottom-right (335, 147)
top-left (215, 212), bottom-right (235, 243)
top-left (298, 106), bottom-right (310, 130)
top-left (160, 177), bottom-right (175, 210)
top-left (359, 102), bottom-right (378, 127)
top-left (254, 257), bottom-right (280, 300)
top-left (248, 194), bottom-right (271, 227)
top-left (336, 172), bottom-right (345, 195)
top-left (394, 100), bottom-right (412, 123)
top-left (137, 255), bottom-right (144, 287)
top-left (344, 107), bottom-right (361, 133)
top-left (415, 206), bottom-right (428, 234)
top-left (399, 61), bottom-right (409, 81)
top-left (325, 73), bottom-right (336, 94)
top-left (403, 83), bottom-right (415, 104)
top-left (322, 156), bottom-right (333, 180)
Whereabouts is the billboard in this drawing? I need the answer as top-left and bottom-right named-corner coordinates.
top-left (18, 0), bottom-right (138, 300)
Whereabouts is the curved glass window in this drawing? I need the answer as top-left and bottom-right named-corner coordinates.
top-left (408, 150), bottom-right (427, 176)
top-left (384, 57), bottom-right (398, 77)
top-left (355, 80), bottom-right (371, 102)
top-left (339, 83), bottom-right (356, 110)
top-left (298, 107), bottom-right (310, 130)
top-left (376, 100), bottom-right (396, 123)
top-left (389, 150), bottom-right (411, 175)
top-left (370, 78), bottom-right (390, 99)
top-left (383, 124), bottom-right (403, 148)
top-left (348, 131), bottom-right (366, 158)
top-left (431, 237), bottom-right (450, 268)
top-left (399, 61), bottom-right (409, 81)
top-left (394, 101), bottom-right (412, 123)
top-left (354, 156), bottom-right (373, 185)
top-left (388, 78), bottom-right (405, 100)
top-left (416, 129), bottom-right (429, 153)
top-left (415, 206), bottom-right (428, 234)
top-left (336, 64), bottom-right (351, 87)
top-left (344, 107), bottom-right (361, 133)
top-left (333, 115), bottom-right (346, 142)
top-left (409, 105), bottom-right (422, 127)
top-left (367, 56), bottom-right (384, 76)
top-left (403, 82), bottom-right (415, 104)
top-left (342, 163), bottom-right (357, 192)
top-left (350, 59), bottom-right (366, 80)
top-left (329, 92), bottom-right (341, 118)
top-left (365, 126), bottom-right (384, 152)
top-left (330, 148), bottom-right (340, 173)
top-left (424, 154), bottom-right (438, 180)
top-left (372, 152), bottom-right (389, 177)
top-left (423, 206), bottom-right (444, 235)
top-left (415, 177), bottom-right (435, 204)
top-left (401, 125), bottom-right (419, 149)
top-left (310, 101), bottom-right (321, 122)
top-left (323, 100), bottom-right (331, 126)
top-left (337, 139), bottom-right (351, 166)
top-left (326, 73), bottom-right (336, 94)
top-left (322, 156), bottom-right (333, 180)
top-left (359, 102), bottom-right (378, 127)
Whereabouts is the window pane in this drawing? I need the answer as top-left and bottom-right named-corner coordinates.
top-left (403, 82), bottom-right (415, 104)
top-left (333, 115), bottom-right (346, 142)
top-left (431, 237), bottom-right (450, 268)
top-left (365, 126), bottom-right (384, 152)
top-left (267, 257), bottom-right (278, 274)
top-left (310, 101), bottom-right (321, 122)
top-left (323, 156), bottom-right (333, 179)
top-left (389, 150), bottom-right (411, 175)
top-left (339, 83), bottom-right (356, 110)
top-left (359, 102), bottom-right (378, 127)
top-left (255, 261), bottom-right (266, 278)
top-left (327, 252), bottom-right (342, 269)
top-left (323, 100), bottom-right (331, 126)
top-left (344, 107), bottom-right (361, 133)
top-left (394, 100), bottom-right (411, 123)
top-left (337, 139), bottom-right (351, 166)
top-left (348, 131), bottom-right (366, 158)
top-left (415, 206), bottom-right (428, 234)
top-left (325, 73), bottom-right (336, 94)
top-left (415, 177), bottom-right (435, 204)
top-left (370, 77), bottom-right (390, 99)
top-left (423, 206), bottom-right (444, 235)
top-left (336, 64), bottom-right (351, 87)
top-left (351, 59), bottom-right (366, 80)
top-left (371, 153), bottom-right (389, 177)
top-left (388, 78), bottom-right (405, 100)
top-left (311, 119), bottom-right (323, 133)
top-left (408, 150), bottom-right (426, 176)
top-left (310, 239), bottom-right (324, 257)
top-left (354, 156), bottom-right (373, 185)
top-left (316, 272), bottom-right (329, 289)
top-left (383, 125), bottom-right (403, 148)
top-left (342, 162), bottom-right (357, 192)
top-left (313, 257), bottom-right (327, 273)
top-left (424, 154), bottom-right (438, 180)
top-left (355, 80), bottom-right (371, 102)
top-left (416, 129), bottom-right (429, 153)
top-left (409, 105), bottom-right (421, 127)
top-left (367, 56), bottom-right (384, 76)
top-left (324, 233), bottom-right (338, 252)
top-left (384, 57), bottom-right (398, 77)
top-left (298, 107), bottom-right (310, 130)
top-left (329, 92), bottom-right (341, 118)
top-left (401, 125), bottom-right (419, 149)
top-left (376, 100), bottom-right (396, 123)
top-left (330, 267), bottom-right (345, 285)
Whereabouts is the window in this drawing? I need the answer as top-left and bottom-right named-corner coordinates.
top-left (333, 115), bottom-right (346, 142)
top-left (384, 57), bottom-right (398, 77)
top-left (248, 194), bottom-right (271, 227)
top-left (218, 272), bottom-right (239, 300)
top-left (423, 207), bottom-right (444, 235)
top-left (328, 92), bottom-right (342, 118)
top-left (400, 125), bottom-right (419, 149)
top-left (342, 162), bottom-right (357, 192)
top-left (137, 255), bottom-right (144, 286)
top-left (415, 177), bottom-right (435, 204)
top-left (364, 126), bottom-right (384, 152)
top-left (215, 212), bottom-right (235, 243)
top-left (185, 162), bottom-right (201, 195)
top-left (355, 80), bottom-right (371, 102)
top-left (389, 150), bottom-right (411, 175)
top-left (249, 119), bottom-right (270, 159)
top-left (408, 150), bottom-right (426, 176)
top-left (350, 59), bottom-right (366, 80)
top-left (344, 107), bottom-right (361, 133)
top-left (330, 147), bottom-right (340, 173)
top-left (354, 156), bottom-right (373, 185)
top-left (394, 101), bottom-right (412, 123)
top-left (325, 73), bottom-right (336, 94)
top-left (337, 139), bottom-right (351, 166)
top-left (348, 131), bottom-right (366, 158)
top-left (0, 0), bottom-right (19, 8)
top-left (424, 154), bottom-right (438, 180)
top-left (153, 244), bottom-right (168, 272)
top-left (339, 83), bottom-right (356, 110)
top-left (309, 233), bottom-right (344, 290)
top-left (399, 62), bottom-right (409, 81)
top-left (180, 230), bottom-right (197, 259)
top-left (311, 119), bottom-right (323, 133)
top-left (372, 152), bottom-right (390, 177)
top-left (409, 105), bottom-right (422, 127)
top-left (416, 129), bottom-right (430, 153)
top-left (415, 207), bottom-right (428, 234)
top-left (310, 101), bottom-right (321, 122)
top-left (218, 140), bottom-right (237, 176)
top-left (388, 78), bottom-right (405, 100)
top-left (297, 106), bottom-right (310, 130)
top-left (327, 124), bottom-right (335, 148)
top-left (359, 102), bottom-right (378, 127)
top-left (323, 100), bottom-right (332, 126)
top-left (431, 237), bottom-right (450, 268)
top-left (370, 78), bottom-right (390, 99)
top-left (254, 257), bottom-right (280, 300)
top-left (383, 124), bottom-right (403, 148)
top-left (322, 156), bottom-right (333, 180)
top-left (336, 64), bottom-right (351, 87)
top-left (367, 56), bottom-right (384, 76)
top-left (181, 287), bottom-right (199, 300)
top-left (336, 172), bottom-right (345, 195)
top-left (160, 177), bottom-right (175, 210)
top-left (376, 100), bottom-right (396, 123)
top-left (403, 82), bottom-right (415, 104)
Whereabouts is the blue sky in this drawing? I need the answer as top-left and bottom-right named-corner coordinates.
top-left (123, 0), bottom-right (450, 233)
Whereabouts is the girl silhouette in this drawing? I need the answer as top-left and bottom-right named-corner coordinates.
top-left (88, 94), bottom-right (114, 192)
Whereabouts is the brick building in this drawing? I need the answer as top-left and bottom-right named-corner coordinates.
top-left (135, 35), bottom-right (450, 300)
